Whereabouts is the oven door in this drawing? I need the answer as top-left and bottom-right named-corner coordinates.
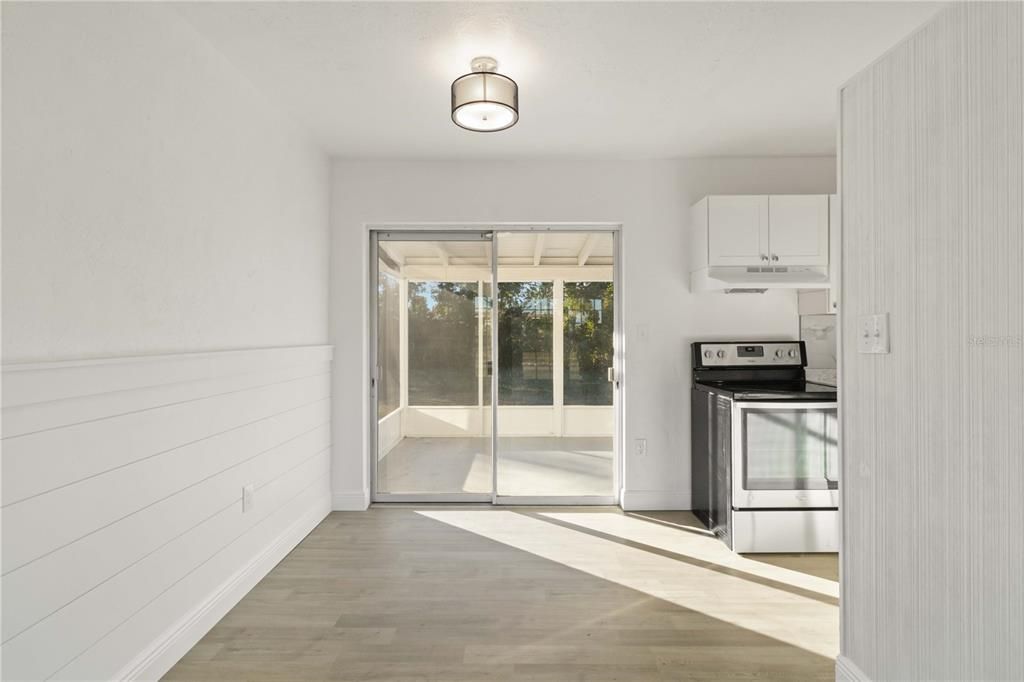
top-left (731, 401), bottom-right (839, 509)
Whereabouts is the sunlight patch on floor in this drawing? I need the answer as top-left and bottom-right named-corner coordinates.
top-left (415, 509), bottom-right (839, 659)
top-left (540, 512), bottom-right (839, 598)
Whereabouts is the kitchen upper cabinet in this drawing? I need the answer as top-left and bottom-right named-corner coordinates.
top-left (696, 194), bottom-right (830, 269)
top-left (768, 195), bottom-right (829, 266)
top-left (690, 193), bottom-right (833, 291)
top-left (707, 195), bottom-right (769, 266)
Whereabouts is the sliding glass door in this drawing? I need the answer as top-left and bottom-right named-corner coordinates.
top-left (371, 228), bottom-right (618, 503)
top-left (372, 232), bottom-right (494, 500)
top-left (493, 232), bottom-right (616, 502)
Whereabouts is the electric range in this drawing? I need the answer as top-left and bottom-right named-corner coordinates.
top-left (690, 340), bottom-right (839, 553)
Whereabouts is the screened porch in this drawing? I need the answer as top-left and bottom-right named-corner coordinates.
top-left (374, 231), bottom-right (617, 499)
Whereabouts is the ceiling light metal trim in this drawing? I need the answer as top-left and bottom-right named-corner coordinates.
top-left (451, 56), bottom-right (519, 133)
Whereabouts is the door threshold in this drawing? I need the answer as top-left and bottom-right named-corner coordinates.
top-left (369, 501), bottom-right (496, 509)
top-left (494, 496), bottom-right (618, 506)
top-left (370, 498), bottom-right (620, 508)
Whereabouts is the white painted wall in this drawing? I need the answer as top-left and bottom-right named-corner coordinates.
top-left (2, 2), bottom-right (329, 363)
top-left (839, 3), bottom-right (1023, 680)
top-left (330, 158), bottom-right (836, 509)
top-left (1, 3), bottom-right (331, 679)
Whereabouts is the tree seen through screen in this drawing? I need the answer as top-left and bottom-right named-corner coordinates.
top-left (404, 279), bottom-right (614, 407)
top-left (498, 282), bottom-right (553, 405)
top-left (407, 281), bottom-right (480, 406)
top-left (564, 281), bottom-right (614, 406)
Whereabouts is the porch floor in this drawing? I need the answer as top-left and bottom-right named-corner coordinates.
top-left (378, 436), bottom-right (614, 496)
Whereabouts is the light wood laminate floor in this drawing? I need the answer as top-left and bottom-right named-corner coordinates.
top-left (165, 507), bottom-right (839, 681)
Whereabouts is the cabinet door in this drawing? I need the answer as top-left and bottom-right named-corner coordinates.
top-left (767, 195), bottom-right (829, 265)
top-left (707, 195), bottom-right (769, 266)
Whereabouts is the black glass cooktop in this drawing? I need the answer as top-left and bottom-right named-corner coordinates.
top-left (694, 380), bottom-right (837, 401)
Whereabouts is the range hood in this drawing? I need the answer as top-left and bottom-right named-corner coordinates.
top-left (691, 265), bottom-right (829, 293)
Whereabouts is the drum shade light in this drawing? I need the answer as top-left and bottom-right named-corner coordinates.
top-left (451, 57), bottom-right (519, 132)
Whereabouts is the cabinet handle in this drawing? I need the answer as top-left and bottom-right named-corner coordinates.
top-left (771, 254), bottom-right (779, 262)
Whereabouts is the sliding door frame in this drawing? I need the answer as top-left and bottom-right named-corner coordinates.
top-left (368, 224), bottom-right (623, 506)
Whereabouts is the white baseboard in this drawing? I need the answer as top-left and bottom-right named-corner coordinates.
top-left (835, 654), bottom-right (871, 682)
top-left (620, 489), bottom-right (690, 511)
top-left (332, 489), bottom-right (370, 511)
top-left (117, 497), bottom-right (331, 681)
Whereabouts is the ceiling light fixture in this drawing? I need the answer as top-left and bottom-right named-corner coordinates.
top-left (451, 56), bottom-right (519, 132)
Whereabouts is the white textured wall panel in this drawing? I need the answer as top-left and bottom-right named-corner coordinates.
top-left (839, 3), bottom-right (1023, 679)
top-left (0, 347), bottom-right (333, 681)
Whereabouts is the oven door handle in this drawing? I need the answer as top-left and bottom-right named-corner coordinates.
top-left (732, 401), bottom-right (837, 410)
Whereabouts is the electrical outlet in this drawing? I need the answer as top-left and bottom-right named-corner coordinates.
top-left (857, 313), bottom-right (890, 354)
top-left (242, 484), bottom-right (255, 512)
top-left (634, 438), bottom-right (647, 456)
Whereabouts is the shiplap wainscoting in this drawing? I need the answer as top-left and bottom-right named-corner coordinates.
top-left (1, 346), bottom-right (333, 681)
top-left (840, 3), bottom-right (1023, 680)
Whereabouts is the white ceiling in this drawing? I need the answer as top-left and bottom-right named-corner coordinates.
top-left (176, 2), bottom-right (941, 160)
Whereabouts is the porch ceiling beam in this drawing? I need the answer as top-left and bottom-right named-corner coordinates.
top-left (577, 234), bottom-right (597, 266)
top-left (533, 234), bottom-right (546, 266)
top-left (379, 243), bottom-right (404, 270)
top-left (434, 243), bottom-right (450, 266)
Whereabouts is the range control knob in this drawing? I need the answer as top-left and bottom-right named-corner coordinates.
top-left (716, 350), bottom-right (726, 359)
top-left (788, 349), bottom-right (798, 358)
top-left (775, 349), bottom-right (785, 359)
top-left (703, 350), bottom-right (712, 359)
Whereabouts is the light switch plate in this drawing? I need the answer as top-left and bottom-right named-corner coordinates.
top-left (857, 313), bottom-right (890, 354)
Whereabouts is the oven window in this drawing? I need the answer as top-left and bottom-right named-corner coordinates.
top-left (741, 407), bottom-right (838, 490)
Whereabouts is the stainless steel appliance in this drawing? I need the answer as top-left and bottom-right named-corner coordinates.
top-left (691, 341), bottom-right (838, 553)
